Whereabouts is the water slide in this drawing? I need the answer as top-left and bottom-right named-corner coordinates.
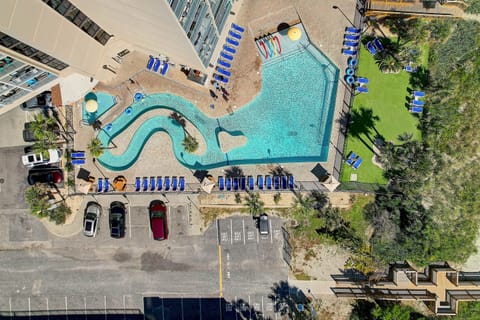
top-left (256, 40), bottom-right (268, 59)
top-left (264, 37), bottom-right (275, 57)
top-left (273, 36), bottom-right (282, 54)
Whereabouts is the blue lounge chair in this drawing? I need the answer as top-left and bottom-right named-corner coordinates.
top-left (103, 178), bottom-right (109, 192)
top-left (288, 175), bottom-right (295, 189)
top-left (344, 34), bottom-right (360, 41)
top-left (72, 158), bottom-right (85, 165)
top-left (343, 41), bottom-right (359, 48)
top-left (153, 58), bottom-right (161, 72)
top-left (404, 65), bottom-right (417, 73)
top-left (157, 176), bottom-right (163, 191)
top-left (274, 176), bottom-right (280, 190)
top-left (248, 176), bottom-right (254, 191)
top-left (231, 23), bottom-right (245, 33)
top-left (164, 176), bottom-right (170, 191)
top-left (366, 41), bottom-right (377, 55)
top-left (172, 176), bottom-right (178, 191)
top-left (356, 77), bottom-right (368, 84)
top-left (240, 176), bottom-right (246, 191)
top-left (345, 152), bottom-right (357, 166)
top-left (411, 99), bottom-right (424, 107)
top-left (281, 175), bottom-right (288, 189)
top-left (135, 177), bottom-right (141, 191)
top-left (217, 67), bottom-right (231, 77)
top-left (356, 86), bottom-right (368, 94)
top-left (233, 177), bottom-right (239, 191)
top-left (345, 26), bottom-right (361, 34)
top-left (217, 59), bottom-right (231, 68)
top-left (220, 51), bottom-right (233, 61)
top-left (179, 176), bottom-right (185, 191)
top-left (142, 177), bottom-right (148, 191)
top-left (223, 45), bottom-right (236, 54)
top-left (160, 63), bottom-right (169, 76)
top-left (342, 49), bottom-right (357, 56)
top-left (265, 175), bottom-right (272, 190)
top-left (409, 106), bottom-right (423, 113)
top-left (150, 177), bottom-right (155, 191)
top-left (353, 157), bottom-right (363, 170)
top-left (71, 151), bottom-right (85, 158)
top-left (257, 175), bottom-right (264, 190)
top-left (226, 177), bottom-right (232, 191)
top-left (214, 74), bottom-right (229, 83)
top-left (97, 178), bottom-right (103, 192)
top-left (146, 56), bottom-right (154, 70)
top-left (373, 38), bottom-right (384, 52)
top-left (218, 176), bottom-right (225, 191)
top-left (228, 30), bottom-right (242, 40)
top-left (226, 37), bottom-right (239, 47)
top-left (413, 91), bottom-right (425, 98)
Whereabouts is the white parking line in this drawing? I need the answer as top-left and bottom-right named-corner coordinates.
top-left (46, 297), bottom-right (49, 320)
top-left (123, 295), bottom-right (126, 320)
top-left (270, 219), bottom-right (273, 243)
top-left (104, 295), bottom-right (107, 320)
top-left (230, 219), bottom-right (233, 245)
top-left (242, 219), bottom-right (246, 245)
top-left (262, 296), bottom-right (264, 315)
top-left (65, 296), bottom-right (68, 320)
top-left (84, 296), bottom-right (87, 319)
top-left (28, 297), bottom-right (31, 319)
top-left (128, 205), bottom-right (132, 239)
top-left (248, 295), bottom-right (251, 319)
top-left (8, 297), bottom-right (11, 316)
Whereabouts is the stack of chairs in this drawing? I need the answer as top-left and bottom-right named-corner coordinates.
top-left (214, 23), bottom-right (245, 84)
top-left (341, 26), bottom-right (361, 56)
top-left (135, 176), bottom-right (185, 192)
top-left (217, 174), bottom-right (295, 191)
top-left (146, 55), bottom-right (169, 76)
top-left (71, 151), bottom-right (86, 166)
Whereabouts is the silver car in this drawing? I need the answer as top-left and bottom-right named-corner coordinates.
top-left (83, 202), bottom-right (102, 237)
top-left (259, 213), bottom-right (270, 236)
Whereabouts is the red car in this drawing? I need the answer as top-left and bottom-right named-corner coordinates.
top-left (149, 200), bottom-right (168, 240)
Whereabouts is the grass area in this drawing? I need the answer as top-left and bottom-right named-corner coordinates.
top-left (340, 194), bottom-right (374, 242)
top-left (341, 48), bottom-right (421, 184)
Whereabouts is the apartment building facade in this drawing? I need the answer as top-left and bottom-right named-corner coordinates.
top-left (0, 0), bottom-right (232, 112)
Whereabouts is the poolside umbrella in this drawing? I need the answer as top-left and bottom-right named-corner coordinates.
top-left (201, 176), bottom-right (216, 194)
top-left (287, 27), bottom-right (302, 41)
top-left (85, 99), bottom-right (98, 113)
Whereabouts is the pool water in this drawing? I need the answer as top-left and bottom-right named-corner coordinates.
top-left (98, 43), bottom-right (338, 171)
top-left (82, 92), bottom-right (117, 124)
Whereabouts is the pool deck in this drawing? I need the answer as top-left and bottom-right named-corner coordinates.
top-left (72, 0), bottom-right (358, 192)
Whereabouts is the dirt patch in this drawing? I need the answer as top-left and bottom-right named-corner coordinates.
top-left (113, 248), bottom-right (132, 262)
top-left (140, 251), bottom-right (190, 272)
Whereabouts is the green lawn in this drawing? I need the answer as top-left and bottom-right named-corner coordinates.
top-left (341, 48), bottom-right (421, 184)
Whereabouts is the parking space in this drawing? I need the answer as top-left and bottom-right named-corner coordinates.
top-left (217, 216), bottom-right (283, 247)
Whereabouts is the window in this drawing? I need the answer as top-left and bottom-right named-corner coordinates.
top-left (0, 32), bottom-right (68, 71)
top-left (42, 0), bottom-right (112, 45)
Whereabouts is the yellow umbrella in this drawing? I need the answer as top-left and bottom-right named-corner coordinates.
top-left (85, 99), bottom-right (98, 113)
top-left (288, 27), bottom-right (302, 41)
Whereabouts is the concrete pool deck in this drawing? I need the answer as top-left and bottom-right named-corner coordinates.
top-left (72, 0), bottom-right (359, 191)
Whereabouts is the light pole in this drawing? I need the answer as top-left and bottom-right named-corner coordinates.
top-left (332, 5), bottom-right (355, 27)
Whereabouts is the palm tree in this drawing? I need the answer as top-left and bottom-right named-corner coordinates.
top-left (244, 191), bottom-right (264, 216)
top-left (182, 135), bottom-right (198, 153)
top-left (376, 53), bottom-right (402, 73)
top-left (88, 137), bottom-right (104, 158)
top-left (31, 114), bottom-right (59, 153)
top-left (292, 191), bottom-right (315, 215)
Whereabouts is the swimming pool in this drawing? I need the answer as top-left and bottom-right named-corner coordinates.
top-left (82, 92), bottom-right (117, 124)
top-left (98, 43), bottom-right (338, 171)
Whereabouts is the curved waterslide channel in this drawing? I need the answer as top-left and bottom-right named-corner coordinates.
top-left (98, 46), bottom-right (339, 171)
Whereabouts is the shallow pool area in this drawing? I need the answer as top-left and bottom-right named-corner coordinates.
top-left (97, 43), bottom-right (338, 171)
top-left (82, 92), bottom-right (117, 124)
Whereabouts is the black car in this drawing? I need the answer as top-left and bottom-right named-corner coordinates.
top-left (109, 201), bottom-right (126, 238)
top-left (27, 166), bottom-right (63, 185)
top-left (21, 91), bottom-right (52, 110)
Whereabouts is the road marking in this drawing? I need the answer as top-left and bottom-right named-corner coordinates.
top-left (104, 295), bottom-right (107, 320)
top-left (242, 219), bottom-right (246, 245)
top-left (46, 297), bottom-right (49, 320)
top-left (123, 295), bottom-right (126, 320)
top-left (128, 204), bottom-right (132, 239)
top-left (65, 296), bottom-right (68, 320)
top-left (84, 296), bottom-right (87, 320)
top-left (215, 219), bottom-right (219, 245)
top-left (248, 295), bottom-right (251, 319)
top-left (262, 296), bottom-right (264, 314)
top-left (9, 297), bottom-right (11, 319)
top-left (234, 231), bottom-right (241, 242)
top-left (28, 296), bottom-right (31, 319)
top-left (230, 219), bottom-right (233, 244)
top-left (270, 219), bottom-right (273, 243)
top-left (218, 245), bottom-right (223, 298)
